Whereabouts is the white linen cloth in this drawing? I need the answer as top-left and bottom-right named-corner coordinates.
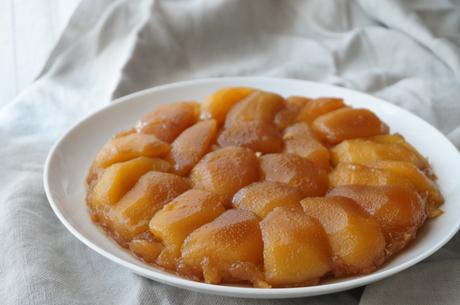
top-left (1, 0), bottom-right (460, 304)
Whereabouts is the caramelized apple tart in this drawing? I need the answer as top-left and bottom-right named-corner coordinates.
top-left (86, 87), bottom-right (443, 288)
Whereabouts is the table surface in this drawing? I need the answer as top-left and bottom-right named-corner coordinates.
top-left (0, 0), bottom-right (80, 104)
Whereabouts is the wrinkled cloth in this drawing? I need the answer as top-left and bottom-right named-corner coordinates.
top-left (1, 0), bottom-right (460, 304)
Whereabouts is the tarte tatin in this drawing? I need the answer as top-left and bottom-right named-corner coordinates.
top-left (86, 87), bottom-right (443, 288)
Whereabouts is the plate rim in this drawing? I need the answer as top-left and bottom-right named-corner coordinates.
top-left (43, 76), bottom-right (460, 299)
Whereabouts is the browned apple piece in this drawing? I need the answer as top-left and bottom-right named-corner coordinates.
top-left (371, 134), bottom-right (425, 151)
top-left (94, 133), bottom-right (170, 169)
top-left (190, 147), bottom-right (260, 204)
top-left (217, 121), bottom-right (283, 153)
top-left (224, 91), bottom-right (284, 128)
top-left (232, 181), bottom-right (303, 218)
top-left (201, 87), bottom-right (254, 124)
top-left (370, 134), bottom-right (434, 179)
top-left (370, 160), bottom-right (444, 216)
top-left (260, 153), bottom-right (329, 197)
top-left (331, 138), bottom-right (429, 170)
top-left (311, 108), bottom-right (389, 144)
top-left (329, 163), bottom-right (415, 190)
top-left (86, 129), bottom-right (159, 186)
top-left (114, 128), bottom-right (136, 137)
top-left (300, 196), bottom-right (386, 276)
top-left (128, 239), bottom-right (163, 263)
top-left (371, 134), bottom-right (416, 146)
top-left (371, 134), bottom-right (428, 161)
top-left (149, 189), bottom-right (225, 268)
top-left (283, 122), bottom-right (330, 169)
top-left (88, 157), bottom-right (171, 211)
top-left (106, 171), bottom-right (189, 245)
top-left (274, 96), bottom-right (310, 130)
top-left (180, 209), bottom-right (264, 286)
top-left (328, 185), bottom-right (427, 255)
top-left (297, 97), bottom-right (345, 124)
top-left (260, 205), bottom-right (332, 286)
top-left (136, 102), bottom-right (200, 142)
top-left (167, 120), bottom-right (218, 176)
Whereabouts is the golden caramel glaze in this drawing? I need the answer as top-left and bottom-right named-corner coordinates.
top-left (331, 137), bottom-right (430, 170)
top-left (331, 161), bottom-right (443, 217)
top-left (283, 122), bottom-right (330, 169)
top-left (369, 134), bottom-right (431, 175)
top-left (217, 121), bottom-right (283, 154)
top-left (311, 108), bottom-right (389, 144)
top-left (102, 171), bottom-right (190, 245)
top-left (224, 91), bottom-right (284, 128)
top-left (301, 196), bottom-right (386, 276)
top-left (260, 205), bottom-right (332, 287)
top-left (328, 185), bottom-right (427, 255)
top-left (93, 133), bottom-right (170, 169)
top-left (149, 189), bottom-right (225, 268)
top-left (180, 209), bottom-right (264, 286)
top-left (86, 87), bottom-right (443, 288)
top-left (136, 101), bottom-right (200, 142)
top-left (190, 146), bottom-right (260, 205)
top-left (88, 157), bottom-right (171, 210)
top-left (274, 96), bottom-right (310, 130)
top-left (201, 87), bottom-right (254, 124)
top-left (329, 162), bottom-right (416, 190)
top-left (232, 181), bottom-right (304, 218)
top-left (167, 120), bottom-right (218, 176)
top-left (296, 97), bottom-right (345, 124)
top-left (370, 160), bottom-right (444, 214)
top-left (128, 239), bottom-right (163, 263)
top-left (260, 153), bottom-right (329, 197)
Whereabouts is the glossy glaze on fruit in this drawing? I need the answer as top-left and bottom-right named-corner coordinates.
top-left (86, 87), bottom-right (443, 288)
top-left (260, 205), bottom-right (332, 286)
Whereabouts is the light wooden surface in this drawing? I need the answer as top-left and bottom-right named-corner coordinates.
top-left (0, 0), bottom-right (80, 104)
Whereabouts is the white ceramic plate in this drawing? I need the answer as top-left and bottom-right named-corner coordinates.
top-left (44, 77), bottom-right (460, 299)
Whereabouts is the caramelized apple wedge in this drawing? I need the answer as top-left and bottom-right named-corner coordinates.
top-left (94, 133), bottom-right (170, 169)
top-left (88, 157), bottom-right (171, 210)
top-left (217, 121), bottom-right (283, 153)
top-left (328, 185), bottom-right (427, 255)
top-left (296, 97), bottom-right (345, 124)
top-left (149, 189), bottom-right (225, 268)
top-left (224, 91), bottom-right (284, 128)
top-left (136, 102), bottom-right (200, 142)
top-left (329, 163), bottom-right (415, 190)
top-left (329, 161), bottom-right (442, 218)
top-left (180, 209), bottom-right (264, 286)
top-left (372, 134), bottom-right (429, 161)
top-left (370, 135), bottom-right (434, 179)
top-left (190, 147), bottom-right (260, 204)
top-left (301, 196), bottom-right (386, 276)
top-left (106, 172), bottom-right (189, 245)
top-left (370, 160), bottom-right (444, 215)
top-left (283, 122), bottom-right (330, 169)
top-left (232, 181), bottom-right (303, 218)
top-left (260, 153), bottom-right (329, 197)
top-left (274, 96), bottom-right (310, 130)
top-left (260, 205), bottom-right (332, 286)
top-left (201, 87), bottom-right (254, 124)
top-left (331, 138), bottom-right (429, 170)
top-left (167, 120), bottom-right (218, 176)
top-left (128, 239), bottom-right (164, 263)
top-left (311, 108), bottom-right (389, 144)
